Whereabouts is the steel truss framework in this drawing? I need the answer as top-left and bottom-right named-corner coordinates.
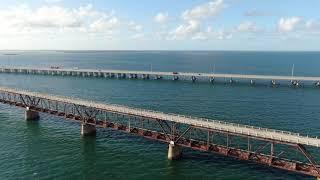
top-left (0, 90), bottom-right (319, 178)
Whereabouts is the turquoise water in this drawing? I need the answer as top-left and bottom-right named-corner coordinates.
top-left (0, 51), bottom-right (320, 179)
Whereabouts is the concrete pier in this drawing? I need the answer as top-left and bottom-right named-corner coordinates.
top-left (1, 86), bottom-right (320, 178)
top-left (25, 107), bottom-right (39, 121)
top-left (168, 141), bottom-right (182, 160)
top-left (81, 123), bottom-right (96, 136)
top-left (3, 67), bottom-right (320, 87)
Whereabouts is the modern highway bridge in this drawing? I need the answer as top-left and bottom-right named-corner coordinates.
top-left (0, 87), bottom-right (320, 178)
top-left (1, 67), bottom-right (320, 87)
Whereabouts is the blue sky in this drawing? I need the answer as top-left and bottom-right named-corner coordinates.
top-left (0, 0), bottom-right (319, 50)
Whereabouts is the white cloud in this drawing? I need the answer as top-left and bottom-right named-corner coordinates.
top-left (0, 4), bottom-right (120, 36)
top-left (76, 4), bottom-right (111, 18)
top-left (306, 19), bottom-right (320, 31)
top-left (278, 17), bottom-right (303, 32)
top-left (154, 12), bottom-right (169, 23)
top-left (207, 28), bottom-right (232, 40)
top-left (237, 21), bottom-right (260, 33)
top-left (191, 32), bottom-right (208, 40)
top-left (170, 20), bottom-right (200, 39)
top-left (275, 18), bottom-right (320, 41)
top-left (166, 0), bottom-right (228, 41)
top-left (89, 17), bottom-right (120, 33)
top-left (167, 21), bottom-right (233, 41)
top-left (182, 0), bottom-right (226, 20)
top-left (45, 0), bottom-right (63, 3)
top-left (27, 6), bottom-right (81, 28)
top-left (216, 30), bottom-right (232, 40)
top-left (128, 21), bottom-right (143, 32)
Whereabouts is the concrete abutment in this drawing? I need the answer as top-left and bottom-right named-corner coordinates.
top-left (25, 107), bottom-right (39, 121)
top-left (81, 123), bottom-right (96, 136)
top-left (168, 141), bottom-right (182, 160)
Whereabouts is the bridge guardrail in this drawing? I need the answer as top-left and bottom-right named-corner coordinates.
top-left (0, 86), bottom-right (318, 146)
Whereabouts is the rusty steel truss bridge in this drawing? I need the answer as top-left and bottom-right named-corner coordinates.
top-left (0, 86), bottom-right (320, 178)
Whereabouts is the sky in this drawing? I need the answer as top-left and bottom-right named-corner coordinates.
top-left (0, 0), bottom-right (319, 51)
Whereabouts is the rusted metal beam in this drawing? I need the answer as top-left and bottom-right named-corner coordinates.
top-left (0, 92), bottom-right (320, 178)
top-left (175, 126), bottom-right (192, 143)
top-left (156, 120), bottom-right (171, 140)
top-left (19, 94), bottom-right (27, 106)
top-left (297, 144), bottom-right (320, 174)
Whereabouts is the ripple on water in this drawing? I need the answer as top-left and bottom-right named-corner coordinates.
top-left (1, 51), bottom-right (320, 179)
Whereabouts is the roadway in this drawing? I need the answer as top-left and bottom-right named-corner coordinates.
top-left (1, 67), bottom-right (320, 81)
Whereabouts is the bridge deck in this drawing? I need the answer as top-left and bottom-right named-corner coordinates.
top-left (0, 86), bottom-right (319, 147)
top-left (1, 67), bottom-right (320, 81)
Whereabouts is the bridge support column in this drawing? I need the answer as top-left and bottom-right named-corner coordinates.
top-left (25, 107), bottom-right (39, 121)
top-left (168, 141), bottom-right (181, 160)
top-left (81, 123), bottom-right (96, 136)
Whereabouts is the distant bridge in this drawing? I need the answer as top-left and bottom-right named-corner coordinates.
top-left (0, 86), bottom-right (320, 178)
top-left (1, 67), bottom-right (320, 87)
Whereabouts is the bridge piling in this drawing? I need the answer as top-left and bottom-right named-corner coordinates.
top-left (3, 67), bottom-right (320, 87)
top-left (2, 86), bottom-right (320, 177)
top-left (168, 141), bottom-right (182, 160)
top-left (25, 107), bottom-right (39, 121)
top-left (81, 123), bottom-right (96, 136)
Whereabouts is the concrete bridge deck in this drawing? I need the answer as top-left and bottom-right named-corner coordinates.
top-left (0, 86), bottom-right (319, 147)
top-left (1, 67), bottom-right (320, 83)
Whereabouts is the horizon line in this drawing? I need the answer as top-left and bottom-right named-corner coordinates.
top-left (1, 49), bottom-right (320, 52)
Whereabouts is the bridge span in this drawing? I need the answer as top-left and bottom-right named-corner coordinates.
top-left (1, 67), bottom-right (320, 87)
top-left (0, 86), bottom-right (320, 178)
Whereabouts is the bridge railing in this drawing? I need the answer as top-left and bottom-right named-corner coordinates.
top-left (88, 99), bottom-right (307, 139)
top-left (0, 87), bottom-right (317, 141)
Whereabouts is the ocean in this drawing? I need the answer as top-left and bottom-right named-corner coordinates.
top-left (0, 51), bottom-right (320, 179)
